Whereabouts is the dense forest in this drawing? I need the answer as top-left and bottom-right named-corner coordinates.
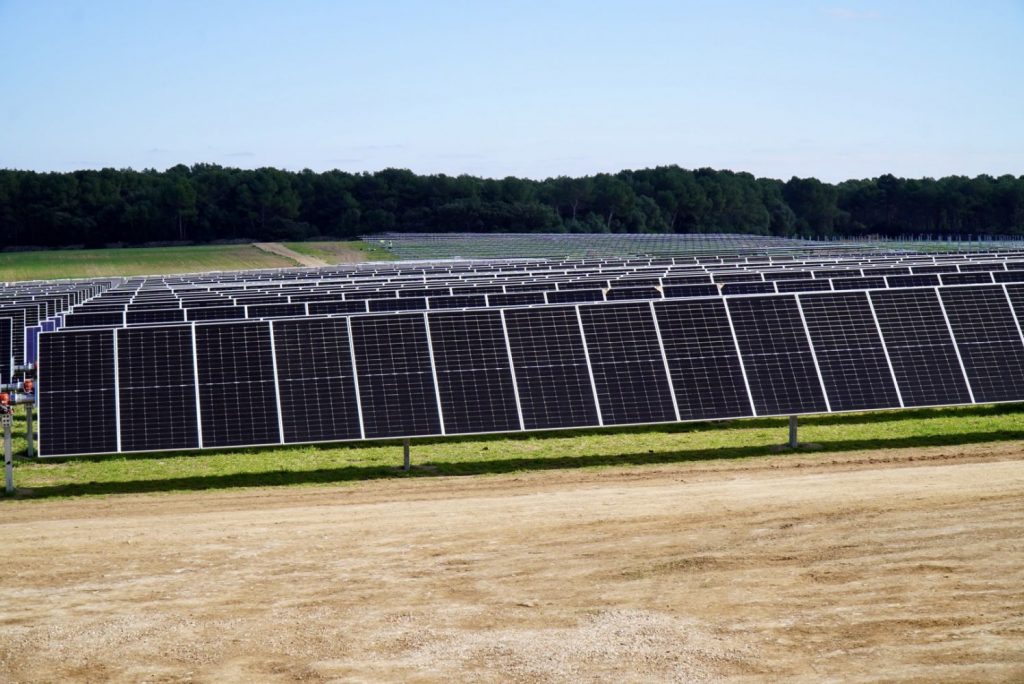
top-left (1, 164), bottom-right (1022, 249)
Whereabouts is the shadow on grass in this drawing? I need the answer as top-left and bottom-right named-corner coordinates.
top-left (29, 403), bottom-right (1024, 465)
top-left (14, 420), bottom-right (1024, 500)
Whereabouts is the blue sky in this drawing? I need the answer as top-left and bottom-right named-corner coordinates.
top-left (1, 1), bottom-right (1022, 181)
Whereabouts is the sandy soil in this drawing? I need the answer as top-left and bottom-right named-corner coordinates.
top-left (1, 443), bottom-right (1022, 683)
top-left (252, 242), bottom-right (329, 267)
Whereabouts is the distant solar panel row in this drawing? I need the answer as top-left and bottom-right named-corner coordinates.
top-left (368, 232), bottom-right (1024, 260)
top-left (37, 283), bottom-right (1024, 457)
top-left (56, 260), bottom-right (1024, 331)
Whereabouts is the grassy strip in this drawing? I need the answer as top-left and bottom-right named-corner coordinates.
top-left (0, 245), bottom-right (297, 281)
top-left (3, 403), bottom-right (1023, 500)
top-left (283, 241), bottom-right (395, 263)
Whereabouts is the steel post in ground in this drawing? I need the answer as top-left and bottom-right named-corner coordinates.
top-left (788, 415), bottom-right (798, 449)
top-left (25, 406), bottom-right (34, 458)
top-left (403, 438), bottom-right (411, 471)
top-left (4, 418), bottom-right (13, 494)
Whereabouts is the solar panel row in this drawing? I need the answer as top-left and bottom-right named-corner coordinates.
top-left (59, 262), bottom-right (1024, 330)
top-left (38, 284), bottom-right (1024, 457)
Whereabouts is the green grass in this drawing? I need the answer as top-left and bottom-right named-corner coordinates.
top-left (0, 244), bottom-right (297, 281)
top-left (283, 240), bottom-right (395, 263)
top-left (4, 403), bottom-right (1023, 501)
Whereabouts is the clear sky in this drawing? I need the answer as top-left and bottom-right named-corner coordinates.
top-left (1, 1), bottom-right (1022, 181)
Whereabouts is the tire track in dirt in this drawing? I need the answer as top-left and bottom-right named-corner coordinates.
top-left (252, 242), bottom-right (328, 267)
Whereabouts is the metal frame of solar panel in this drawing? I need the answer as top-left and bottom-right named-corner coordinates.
top-left (36, 278), bottom-right (1024, 458)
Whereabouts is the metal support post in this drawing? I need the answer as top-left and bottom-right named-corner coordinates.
top-left (403, 438), bottom-right (411, 471)
top-left (788, 415), bottom-right (798, 449)
top-left (25, 406), bottom-right (34, 458)
top-left (4, 416), bottom-right (13, 495)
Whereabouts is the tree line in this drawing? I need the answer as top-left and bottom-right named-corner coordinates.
top-left (1, 164), bottom-right (1022, 249)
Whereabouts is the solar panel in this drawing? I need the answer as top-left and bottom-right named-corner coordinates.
top-left (0, 307), bottom-right (27, 364)
top-left (503, 307), bottom-right (600, 429)
top-left (938, 286), bottom-right (1024, 403)
top-left (369, 297), bottom-right (426, 312)
top-left (349, 314), bottom-right (442, 438)
top-left (721, 282), bottom-right (774, 295)
top-left (775, 280), bottom-right (832, 293)
top-left (308, 300), bottom-right (368, 316)
top-left (653, 299), bottom-right (754, 419)
top-left (798, 292), bottom-right (901, 411)
top-left (940, 272), bottom-right (993, 285)
top-left (578, 303), bottom-right (677, 425)
top-left (487, 292), bottom-right (546, 307)
top-left (994, 271), bottom-right (1024, 283)
top-left (428, 294), bottom-right (487, 310)
top-left (126, 308), bottom-right (186, 325)
top-left (726, 296), bottom-right (829, 416)
top-left (427, 310), bottom-right (521, 434)
top-left (64, 311), bottom-right (125, 328)
top-left (247, 303), bottom-right (306, 319)
top-left (272, 318), bottom-right (362, 442)
top-left (38, 329), bottom-right (118, 456)
top-left (888, 274), bottom-right (939, 288)
top-left (832, 277), bottom-right (886, 291)
top-left (868, 289), bottom-right (972, 407)
top-left (545, 289), bottom-right (605, 304)
top-left (117, 326), bottom-right (201, 452)
top-left (662, 284), bottom-right (720, 299)
top-left (0, 317), bottom-right (11, 385)
top-left (605, 287), bottom-right (662, 301)
top-left (187, 306), bottom-right (247, 321)
top-left (195, 322), bottom-right (282, 448)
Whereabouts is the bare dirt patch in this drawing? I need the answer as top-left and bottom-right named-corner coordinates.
top-left (252, 242), bottom-right (328, 267)
top-left (1, 444), bottom-right (1022, 682)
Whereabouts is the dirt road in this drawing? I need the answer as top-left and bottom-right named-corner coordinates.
top-left (252, 242), bottom-right (328, 267)
top-left (1, 444), bottom-right (1022, 682)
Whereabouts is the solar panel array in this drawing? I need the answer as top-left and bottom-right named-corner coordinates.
top-left (367, 232), bottom-right (848, 259)
top-left (54, 250), bottom-right (1024, 331)
top-left (0, 279), bottom-right (110, 383)
top-left (32, 241), bottom-right (1024, 457)
top-left (368, 232), bottom-right (1024, 260)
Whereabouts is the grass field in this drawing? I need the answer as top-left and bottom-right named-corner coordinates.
top-left (5, 403), bottom-right (1023, 500)
top-left (0, 244), bottom-right (300, 281)
top-left (284, 240), bottom-right (395, 263)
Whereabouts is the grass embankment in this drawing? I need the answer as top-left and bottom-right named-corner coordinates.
top-left (5, 403), bottom-right (1023, 500)
top-left (283, 240), bottom-right (395, 263)
top-left (0, 244), bottom-right (297, 281)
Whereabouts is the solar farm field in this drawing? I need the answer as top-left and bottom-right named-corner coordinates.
top-left (2, 234), bottom-right (1023, 681)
